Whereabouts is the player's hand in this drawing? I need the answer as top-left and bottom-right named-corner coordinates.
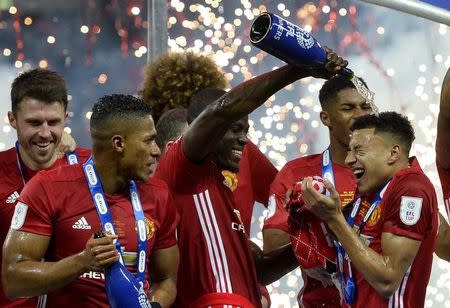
top-left (57, 130), bottom-right (77, 158)
top-left (309, 46), bottom-right (348, 80)
top-left (303, 267), bottom-right (334, 287)
top-left (79, 232), bottom-right (120, 271)
top-left (302, 177), bottom-right (342, 222)
top-left (282, 188), bottom-right (294, 210)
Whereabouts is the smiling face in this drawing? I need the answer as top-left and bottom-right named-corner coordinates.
top-left (321, 88), bottom-right (373, 148)
top-left (213, 116), bottom-right (249, 173)
top-left (345, 128), bottom-right (394, 195)
top-left (119, 115), bottom-right (161, 182)
top-left (8, 97), bottom-right (66, 170)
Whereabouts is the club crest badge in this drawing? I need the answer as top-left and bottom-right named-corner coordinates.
top-left (135, 217), bottom-right (155, 240)
top-left (368, 206), bottom-right (381, 227)
top-left (222, 170), bottom-right (238, 191)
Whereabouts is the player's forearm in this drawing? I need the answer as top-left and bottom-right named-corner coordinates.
top-left (148, 278), bottom-right (177, 308)
top-left (435, 213), bottom-right (450, 261)
top-left (210, 65), bottom-right (310, 124)
top-left (262, 229), bottom-right (291, 254)
top-left (251, 240), bottom-right (298, 285)
top-left (3, 252), bottom-right (88, 298)
top-left (327, 215), bottom-right (399, 298)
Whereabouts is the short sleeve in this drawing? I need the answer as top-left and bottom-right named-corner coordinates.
top-left (382, 173), bottom-right (436, 241)
top-left (153, 186), bottom-right (179, 250)
top-left (263, 166), bottom-right (293, 232)
top-left (15, 172), bottom-right (53, 236)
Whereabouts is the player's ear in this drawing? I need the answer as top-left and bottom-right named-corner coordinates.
top-left (320, 110), bottom-right (331, 128)
top-left (387, 144), bottom-right (401, 164)
top-left (112, 135), bottom-right (125, 153)
top-left (8, 111), bottom-right (17, 129)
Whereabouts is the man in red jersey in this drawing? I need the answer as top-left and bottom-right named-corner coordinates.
top-left (154, 47), bottom-right (347, 307)
top-left (263, 75), bottom-right (373, 307)
top-left (184, 89), bottom-right (279, 242)
top-left (2, 94), bottom-right (179, 308)
top-left (0, 68), bottom-right (89, 308)
top-left (435, 66), bottom-right (450, 261)
top-left (145, 51), bottom-right (279, 307)
top-left (155, 101), bottom-right (280, 308)
top-left (302, 112), bottom-right (438, 307)
top-left (156, 103), bottom-right (278, 238)
top-left (144, 51), bottom-right (278, 240)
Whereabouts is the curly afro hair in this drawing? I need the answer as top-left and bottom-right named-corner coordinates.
top-left (141, 51), bottom-right (227, 123)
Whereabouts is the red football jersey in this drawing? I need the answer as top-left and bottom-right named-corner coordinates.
top-left (436, 160), bottom-right (450, 218)
top-left (263, 153), bottom-right (356, 307)
top-left (154, 137), bottom-right (262, 308)
top-left (13, 164), bottom-right (178, 308)
top-left (0, 147), bottom-right (90, 308)
top-left (348, 159), bottom-right (438, 307)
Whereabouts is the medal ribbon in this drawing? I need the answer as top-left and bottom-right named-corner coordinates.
top-left (82, 156), bottom-right (148, 286)
top-left (337, 181), bottom-right (390, 304)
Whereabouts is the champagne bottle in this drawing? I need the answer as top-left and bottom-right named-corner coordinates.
top-left (250, 12), bottom-right (353, 76)
top-left (94, 231), bottom-right (153, 308)
top-left (250, 12), bottom-right (376, 111)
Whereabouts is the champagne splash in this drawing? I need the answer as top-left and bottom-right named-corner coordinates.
top-left (350, 75), bottom-right (378, 115)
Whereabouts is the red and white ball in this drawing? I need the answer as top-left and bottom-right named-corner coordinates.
top-left (290, 176), bottom-right (326, 207)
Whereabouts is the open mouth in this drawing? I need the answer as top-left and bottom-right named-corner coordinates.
top-left (33, 142), bottom-right (52, 152)
top-left (353, 169), bottom-right (365, 180)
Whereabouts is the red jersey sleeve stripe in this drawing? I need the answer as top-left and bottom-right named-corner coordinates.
top-left (203, 190), bottom-right (233, 293)
top-left (194, 192), bottom-right (226, 293)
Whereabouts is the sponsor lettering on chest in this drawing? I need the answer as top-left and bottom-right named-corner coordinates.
top-left (231, 209), bottom-right (245, 234)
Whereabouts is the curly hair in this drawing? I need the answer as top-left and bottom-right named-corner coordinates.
top-left (141, 51), bottom-right (227, 123)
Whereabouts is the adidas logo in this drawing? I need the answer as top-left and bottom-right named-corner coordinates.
top-left (6, 191), bottom-right (20, 204)
top-left (72, 217), bottom-right (92, 230)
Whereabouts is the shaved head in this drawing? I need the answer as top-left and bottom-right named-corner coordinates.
top-left (90, 94), bottom-right (153, 145)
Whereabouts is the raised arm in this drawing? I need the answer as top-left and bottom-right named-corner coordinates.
top-left (437, 66), bottom-right (450, 169)
top-left (183, 49), bottom-right (347, 163)
top-left (147, 245), bottom-right (179, 308)
top-left (2, 230), bottom-right (118, 298)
